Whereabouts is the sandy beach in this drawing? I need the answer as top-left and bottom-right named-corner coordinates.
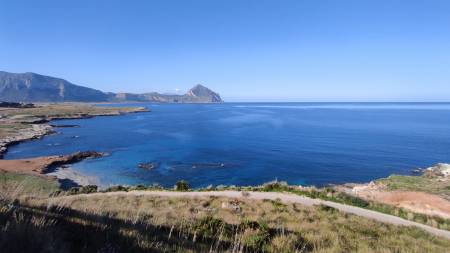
top-left (47, 166), bottom-right (99, 187)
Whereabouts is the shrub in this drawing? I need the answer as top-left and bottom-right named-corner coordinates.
top-left (79, 185), bottom-right (98, 194)
top-left (174, 180), bottom-right (190, 191)
top-left (104, 185), bottom-right (129, 192)
top-left (262, 180), bottom-right (288, 192)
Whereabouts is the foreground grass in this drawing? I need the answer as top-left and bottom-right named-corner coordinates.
top-left (1, 173), bottom-right (450, 252)
top-left (0, 171), bottom-right (59, 199)
top-left (62, 179), bottom-right (450, 231)
top-left (3, 192), bottom-right (450, 253)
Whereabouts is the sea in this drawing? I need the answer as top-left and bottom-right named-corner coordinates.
top-left (5, 103), bottom-right (450, 188)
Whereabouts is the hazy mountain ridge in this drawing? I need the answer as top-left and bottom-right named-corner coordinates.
top-left (109, 85), bottom-right (222, 103)
top-left (0, 71), bottom-right (223, 103)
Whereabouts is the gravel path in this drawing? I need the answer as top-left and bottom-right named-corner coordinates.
top-left (60, 190), bottom-right (450, 239)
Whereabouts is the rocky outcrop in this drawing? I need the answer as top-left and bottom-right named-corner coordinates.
top-left (422, 163), bottom-right (450, 179)
top-left (0, 124), bottom-right (53, 157)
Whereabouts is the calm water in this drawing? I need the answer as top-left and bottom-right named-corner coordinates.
top-left (5, 103), bottom-right (450, 188)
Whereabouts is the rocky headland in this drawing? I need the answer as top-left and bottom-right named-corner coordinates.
top-left (0, 103), bottom-right (148, 156)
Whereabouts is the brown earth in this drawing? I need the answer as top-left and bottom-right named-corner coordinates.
top-left (358, 189), bottom-right (450, 219)
top-left (0, 151), bottom-right (104, 176)
top-left (347, 181), bottom-right (450, 219)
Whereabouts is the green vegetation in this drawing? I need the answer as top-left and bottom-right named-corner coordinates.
top-left (377, 175), bottom-right (450, 199)
top-left (175, 180), bottom-right (191, 191)
top-left (0, 171), bottom-right (59, 199)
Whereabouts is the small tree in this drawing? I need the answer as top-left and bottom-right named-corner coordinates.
top-left (175, 180), bottom-right (190, 191)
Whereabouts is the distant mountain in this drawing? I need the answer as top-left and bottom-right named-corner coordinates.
top-left (0, 71), bottom-right (109, 102)
top-left (0, 71), bottom-right (223, 103)
top-left (109, 85), bottom-right (222, 103)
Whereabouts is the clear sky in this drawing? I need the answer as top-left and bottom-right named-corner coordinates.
top-left (1, 0), bottom-right (450, 101)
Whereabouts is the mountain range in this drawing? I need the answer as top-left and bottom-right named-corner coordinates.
top-left (0, 71), bottom-right (223, 103)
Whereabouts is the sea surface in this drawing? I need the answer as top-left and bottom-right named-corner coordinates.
top-left (5, 103), bottom-right (450, 188)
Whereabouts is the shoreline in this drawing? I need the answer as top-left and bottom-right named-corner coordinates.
top-left (47, 166), bottom-right (100, 189)
top-left (0, 104), bottom-right (148, 157)
top-left (0, 124), bottom-right (54, 157)
top-left (0, 103), bottom-right (149, 188)
top-left (1, 103), bottom-right (449, 222)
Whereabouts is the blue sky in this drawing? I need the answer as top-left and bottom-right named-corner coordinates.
top-left (1, 0), bottom-right (450, 101)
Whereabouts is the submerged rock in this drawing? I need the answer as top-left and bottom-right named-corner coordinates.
top-left (50, 124), bottom-right (80, 128)
top-left (138, 162), bottom-right (160, 170)
top-left (191, 163), bottom-right (226, 169)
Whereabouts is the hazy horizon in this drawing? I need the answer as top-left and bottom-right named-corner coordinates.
top-left (2, 0), bottom-right (450, 101)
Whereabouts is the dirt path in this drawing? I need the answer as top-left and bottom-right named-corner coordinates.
top-left (57, 190), bottom-right (450, 239)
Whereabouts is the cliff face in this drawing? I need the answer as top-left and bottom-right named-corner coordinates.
top-left (0, 71), bottom-right (223, 103)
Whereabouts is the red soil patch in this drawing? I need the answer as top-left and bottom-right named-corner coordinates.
top-left (359, 190), bottom-right (450, 219)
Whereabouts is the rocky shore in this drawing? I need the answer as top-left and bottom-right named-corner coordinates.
top-left (0, 151), bottom-right (105, 189)
top-left (0, 103), bottom-right (148, 157)
top-left (0, 124), bottom-right (53, 156)
top-left (0, 103), bottom-right (149, 187)
top-left (0, 151), bottom-right (104, 175)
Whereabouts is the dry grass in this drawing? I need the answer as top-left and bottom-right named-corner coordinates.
top-left (17, 193), bottom-right (450, 253)
top-left (0, 171), bottom-right (59, 199)
top-left (1, 172), bottom-right (450, 252)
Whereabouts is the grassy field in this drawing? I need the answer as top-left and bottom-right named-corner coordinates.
top-left (377, 174), bottom-right (450, 200)
top-left (1, 173), bottom-right (450, 252)
top-left (0, 171), bottom-right (59, 199)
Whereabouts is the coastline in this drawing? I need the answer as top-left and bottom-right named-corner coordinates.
top-left (1, 103), bottom-right (449, 224)
top-left (47, 166), bottom-right (100, 189)
top-left (0, 103), bottom-right (149, 188)
top-left (0, 124), bottom-right (54, 156)
top-left (0, 103), bottom-right (148, 157)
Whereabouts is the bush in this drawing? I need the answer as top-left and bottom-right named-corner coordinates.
top-left (104, 185), bottom-right (129, 192)
top-left (79, 185), bottom-right (98, 194)
top-left (174, 180), bottom-right (190, 191)
top-left (262, 180), bottom-right (288, 192)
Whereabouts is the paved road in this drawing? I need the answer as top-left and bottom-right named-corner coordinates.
top-left (58, 190), bottom-right (450, 239)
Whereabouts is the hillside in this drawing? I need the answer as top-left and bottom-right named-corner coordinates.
top-left (0, 71), bottom-right (108, 102)
top-left (0, 71), bottom-right (223, 103)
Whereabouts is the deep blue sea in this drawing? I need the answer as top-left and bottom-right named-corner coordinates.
top-left (5, 103), bottom-right (450, 188)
